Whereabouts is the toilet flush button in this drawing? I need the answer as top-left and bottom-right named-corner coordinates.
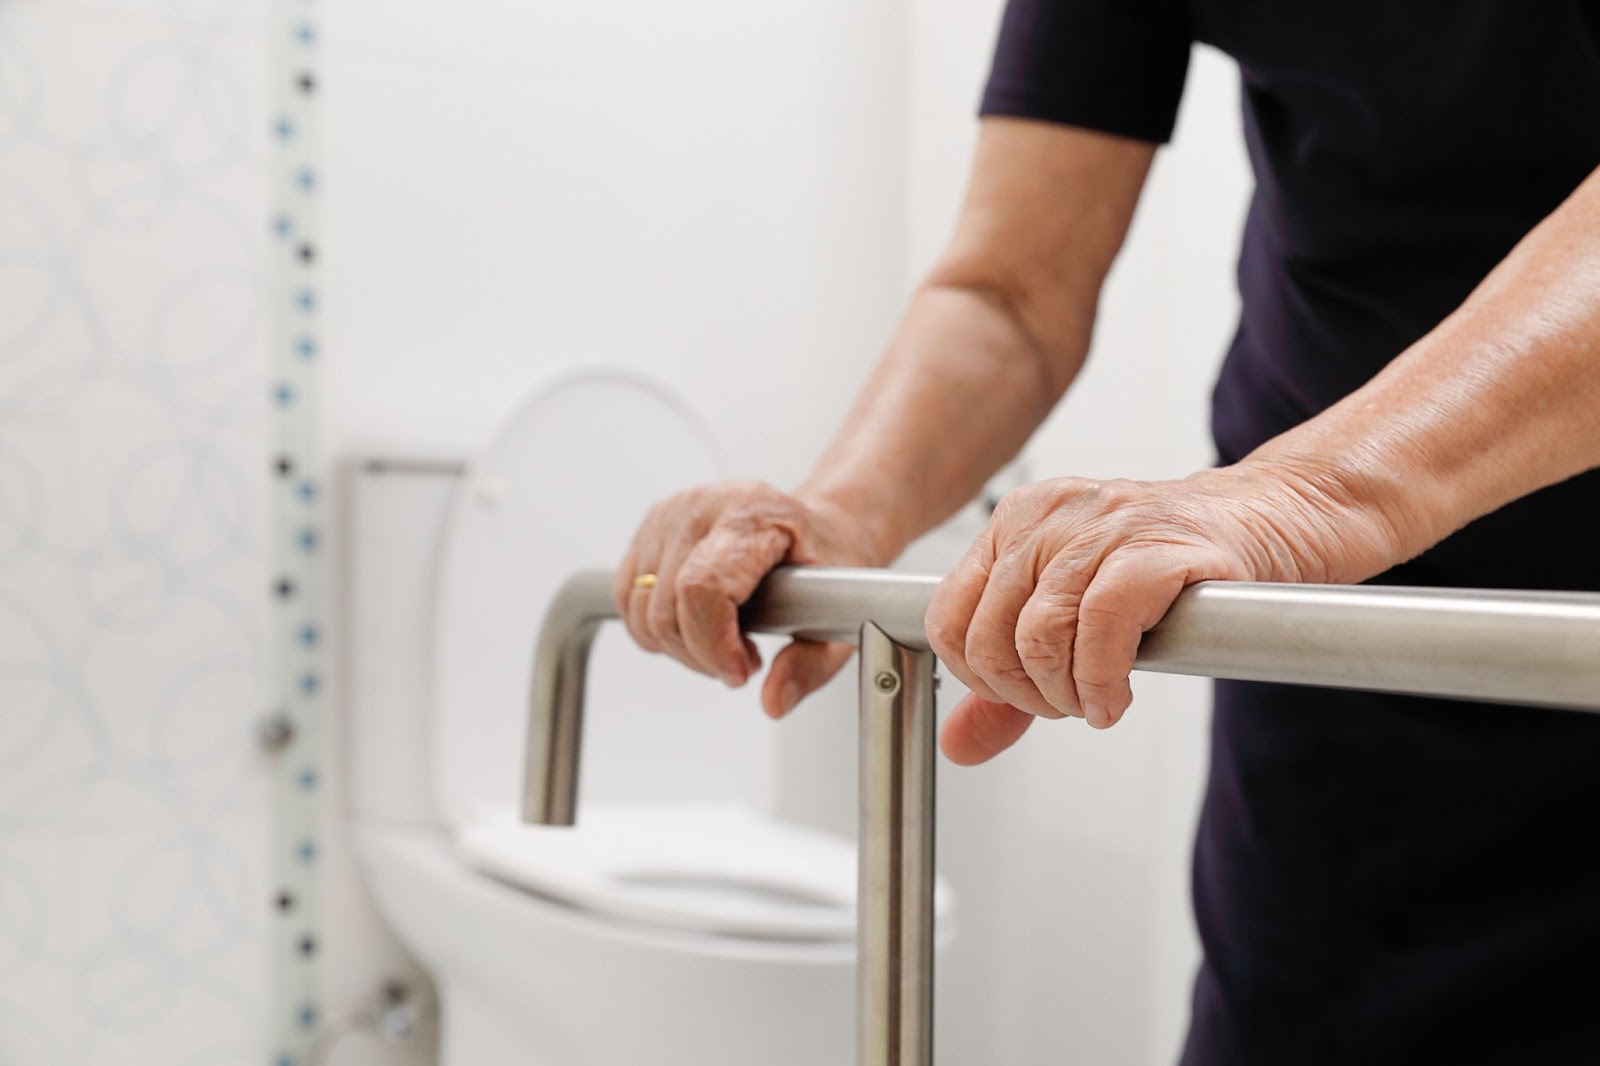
top-left (475, 475), bottom-right (506, 507)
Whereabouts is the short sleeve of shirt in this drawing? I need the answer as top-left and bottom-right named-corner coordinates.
top-left (980, 0), bottom-right (1194, 144)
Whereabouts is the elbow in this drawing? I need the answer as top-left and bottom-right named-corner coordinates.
top-left (918, 258), bottom-right (1098, 399)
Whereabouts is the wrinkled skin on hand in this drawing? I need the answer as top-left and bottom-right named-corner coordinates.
top-left (616, 463), bottom-right (1402, 763)
top-left (928, 465), bottom-right (1402, 765)
top-left (615, 481), bottom-right (881, 718)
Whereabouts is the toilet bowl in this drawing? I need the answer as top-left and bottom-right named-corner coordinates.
top-left (344, 373), bottom-right (954, 1066)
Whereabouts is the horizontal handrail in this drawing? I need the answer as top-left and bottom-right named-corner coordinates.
top-left (745, 568), bottom-right (1600, 709)
top-left (524, 567), bottom-right (1600, 823)
top-left (522, 565), bottom-right (1600, 1066)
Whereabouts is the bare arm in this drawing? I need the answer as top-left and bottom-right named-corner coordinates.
top-left (1245, 163), bottom-right (1600, 571)
top-left (930, 162), bottom-right (1600, 764)
top-left (615, 117), bottom-right (1158, 714)
top-left (796, 118), bottom-right (1159, 562)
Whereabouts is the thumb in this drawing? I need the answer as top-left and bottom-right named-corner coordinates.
top-left (940, 693), bottom-right (1034, 765)
top-left (761, 640), bottom-right (857, 719)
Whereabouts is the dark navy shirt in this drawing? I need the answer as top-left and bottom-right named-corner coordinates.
top-left (982, 3), bottom-right (1600, 1062)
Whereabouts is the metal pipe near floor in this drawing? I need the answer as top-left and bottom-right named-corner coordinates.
top-left (523, 566), bottom-right (1600, 1066)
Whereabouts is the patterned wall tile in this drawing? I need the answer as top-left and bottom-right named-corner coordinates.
top-left (0, 3), bottom-right (269, 1063)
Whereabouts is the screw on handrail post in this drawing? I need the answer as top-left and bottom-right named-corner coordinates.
top-left (857, 622), bottom-right (937, 1066)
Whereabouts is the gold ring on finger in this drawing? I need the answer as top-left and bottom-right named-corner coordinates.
top-left (632, 573), bottom-right (658, 590)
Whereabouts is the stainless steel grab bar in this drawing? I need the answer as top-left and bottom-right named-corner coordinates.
top-left (522, 566), bottom-right (1600, 1066)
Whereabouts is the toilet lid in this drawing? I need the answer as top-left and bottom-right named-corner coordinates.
top-left (430, 373), bottom-right (776, 829)
top-left (458, 804), bottom-right (861, 942)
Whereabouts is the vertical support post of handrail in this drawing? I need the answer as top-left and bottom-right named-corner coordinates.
top-left (857, 621), bottom-right (937, 1066)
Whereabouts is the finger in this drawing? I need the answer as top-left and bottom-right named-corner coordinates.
top-left (760, 640), bottom-right (855, 719)
top-left (741, 634), bottom-right (763, 678)
top-left (676, 519), bottom-right (792, 686)
top-left (939, 693), bottom-right (1035, 765)
top-left (618, 523), bottom-right (665, 654)
top-left (925, 531), bottom-right (1002, 703)
top-left (962, 550), bottom-right (1061, 718)
top-left (646, 536), bottom-right (700, 666)
top-left (1073, 551), bottom-right (1188, 728)
top-left (1015, 551), bottom-right (1097, 717)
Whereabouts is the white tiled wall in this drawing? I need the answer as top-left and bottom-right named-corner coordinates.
top-left (0, 2), bottom-right (270, 1063)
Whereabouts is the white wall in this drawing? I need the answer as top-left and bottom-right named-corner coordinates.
top-left (0, 2), bottom-right (270, 1063)
top-left (321, 0), bottom-right (907, 479)
top-left (322, 2), bottom-right (1252, 1064)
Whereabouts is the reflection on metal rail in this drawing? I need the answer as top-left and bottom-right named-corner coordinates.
top-left (522, 566), bottom-right (1600, 1066)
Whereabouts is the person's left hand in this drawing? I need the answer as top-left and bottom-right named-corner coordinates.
top-left (926, 464), bottom-right (1404, 764)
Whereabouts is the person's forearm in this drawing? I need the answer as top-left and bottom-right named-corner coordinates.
top-left (792, 118), bottom-right (1159, 564)
top-left (793, 279), bottom-right (1088, 565)
top-left (1242, 164), bottom-right (1600, 581)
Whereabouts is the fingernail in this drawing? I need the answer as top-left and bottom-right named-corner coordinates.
top-left (777, 681), bottom-right (802, 717)
top-left (1083, 702), bottom-right (1107, 728)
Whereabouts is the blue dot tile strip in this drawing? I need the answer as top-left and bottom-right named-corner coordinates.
top-left (270, 5), bottom-right (322, 1065)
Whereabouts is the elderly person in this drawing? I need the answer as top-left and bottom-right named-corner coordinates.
top-left (615, 2), bottom-right (1600, 1062)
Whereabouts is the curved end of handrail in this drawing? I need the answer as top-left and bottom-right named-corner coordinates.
top-left (521, 570), bottom-right (617, 825)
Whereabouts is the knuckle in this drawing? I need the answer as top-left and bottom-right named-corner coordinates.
top-left (1093, 477), bottom-right (1138, 504)
top-left (1042, 694), bottom-right (1080, 719)
top-left (1054, 477), bottom-right (1106, 510)
top-left (1078, 565), bottom-right (1144, 623)
top-left (965, 635), bottom-right (1026, 685)
top-left (1071, 636), bottom-right (1131, 684)
top-left (991, 484), bottom-right (1045, 524)
top-left (924, 614), bottom-right (966, 664)
top-left (722, 481), bottom-right (771, 512)
top-left (1076, 597), bottom-right (1136, 632)
top-left (720, 512), bottom-right (765, 537)
top-left (1102, 477), bottom-right (1139, 503)
top-left (646, 592), bottom-right (679, 633)
top-left (675, 563), bottom-right (722, 601)
top-left (988, 491), bottom-right (1019, 521)
top-left (1014, 624), bottom-right (1066, 670)
top-left (1039, 554), bottom-right (1096, 595)
top-left (628, 614), bottom-right (663, 653)
top-left (648, 621), bottom-right (684, 656)
top-left (1072, 673), bottom-right (1124, 699)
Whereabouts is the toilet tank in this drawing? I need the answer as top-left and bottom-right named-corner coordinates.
top-left (344, 445), bottom-right (467, 826)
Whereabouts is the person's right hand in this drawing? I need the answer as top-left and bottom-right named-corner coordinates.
top-left (615, 482), bottom-right (883, 719)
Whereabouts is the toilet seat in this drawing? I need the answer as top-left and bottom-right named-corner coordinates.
top-left (457, 804), bottom-right (859, 942)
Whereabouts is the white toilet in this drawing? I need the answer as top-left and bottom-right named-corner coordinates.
top-left (344, 373), bottom-right (953, 1065)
